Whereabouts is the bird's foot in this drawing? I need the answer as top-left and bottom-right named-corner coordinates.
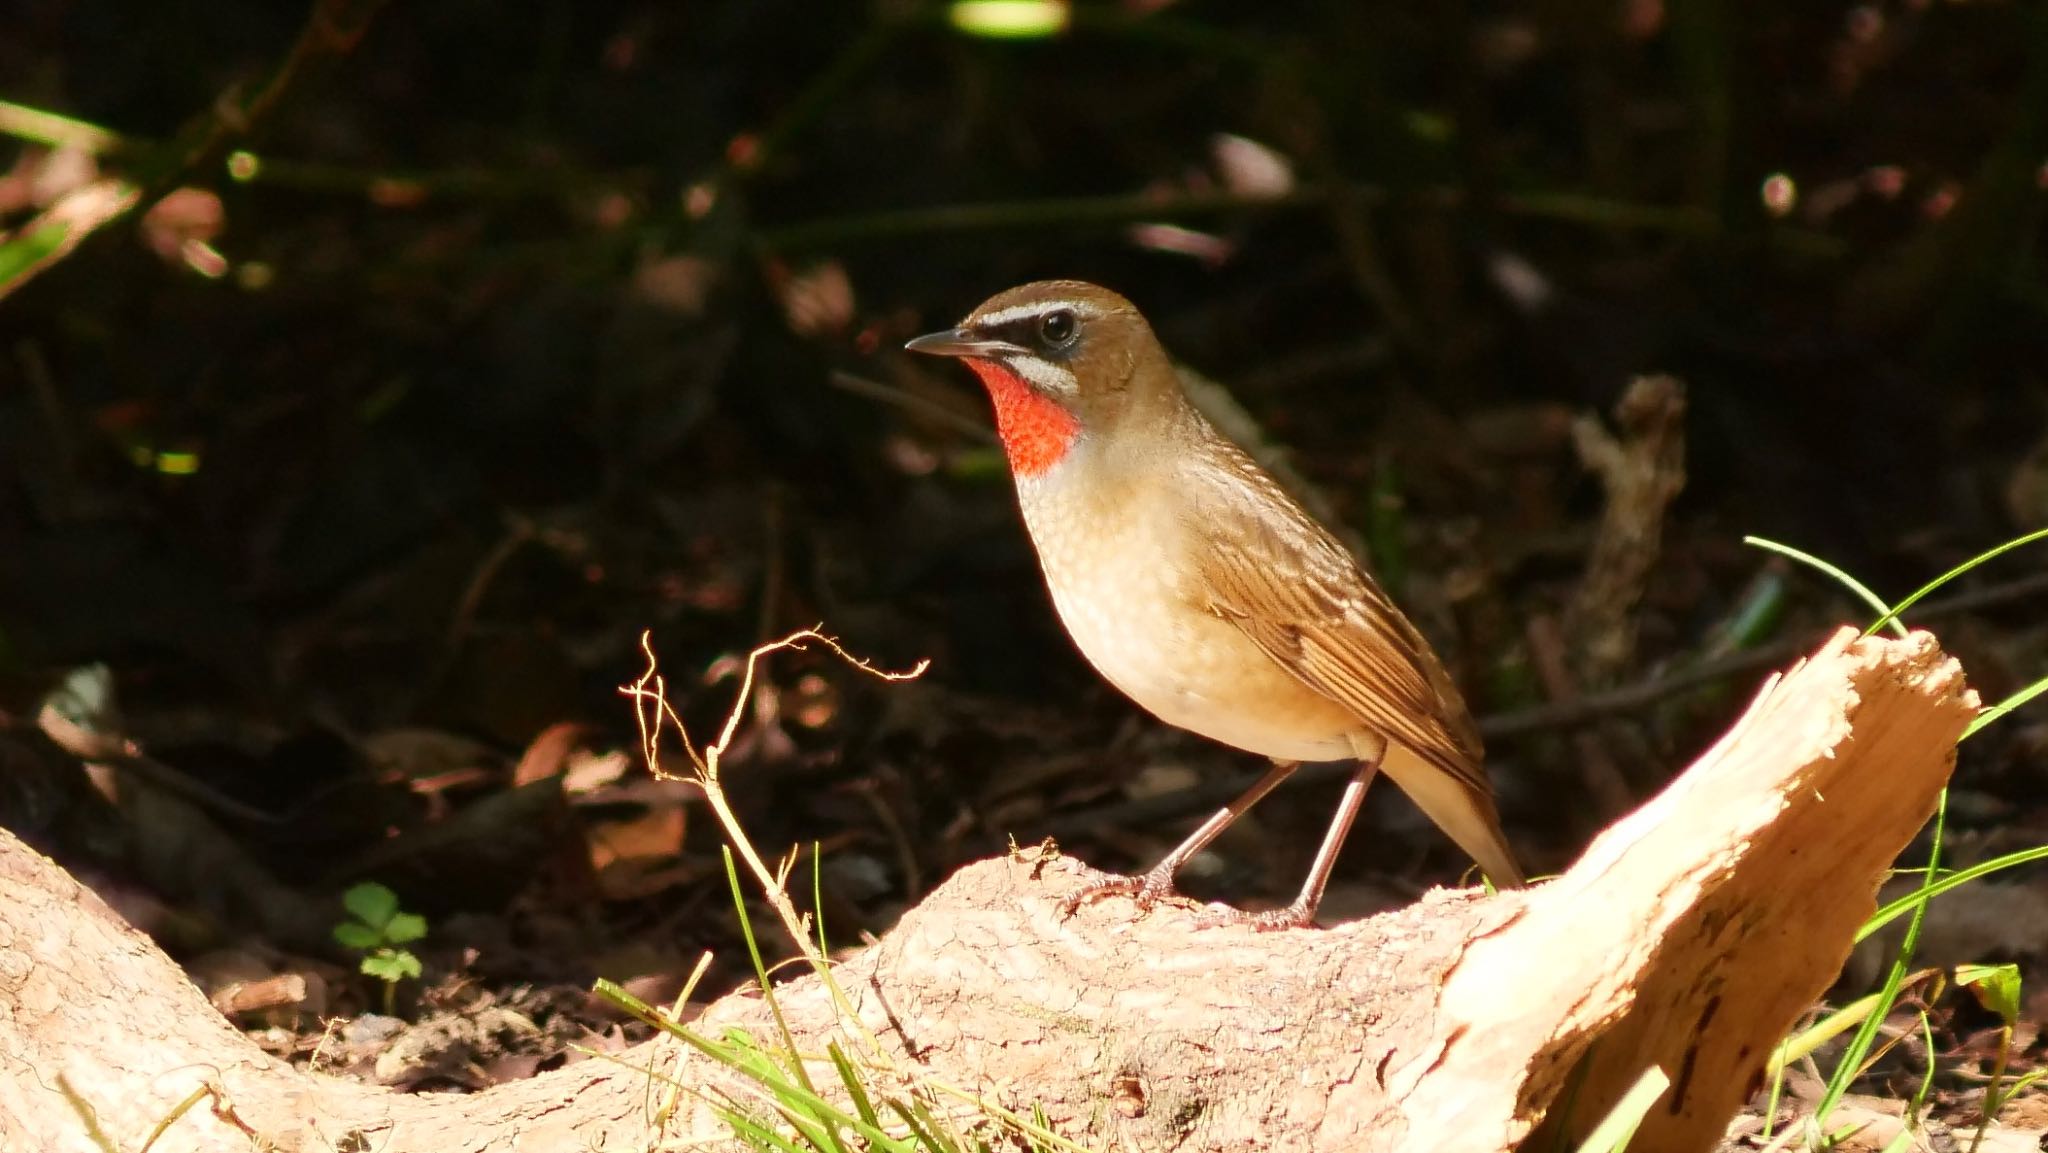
top-left (1190, 900), bottom-right (1320, 932)
top-left (1057, 866), bottom-right (1187, 919)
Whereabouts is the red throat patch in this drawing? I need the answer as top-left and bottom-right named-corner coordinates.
top-left (963, 359), bottom-right (1080, 477)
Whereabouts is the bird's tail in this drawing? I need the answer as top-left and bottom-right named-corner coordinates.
top-left (1375, 739), bottom-right (1526, 889)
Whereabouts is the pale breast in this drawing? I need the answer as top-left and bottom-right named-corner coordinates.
top-left (1013, 463), bottom-right (1358, 762)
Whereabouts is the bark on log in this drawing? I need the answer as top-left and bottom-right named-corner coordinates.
top-left (0, 628), bottom-right (1976, 1153)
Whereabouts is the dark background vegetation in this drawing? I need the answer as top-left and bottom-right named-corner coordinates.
top-left (1, 0), bottom-right (2045, 1082)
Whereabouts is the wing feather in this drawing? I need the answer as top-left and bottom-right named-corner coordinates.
top-left (1184, 440), bottom-right (1487, 794)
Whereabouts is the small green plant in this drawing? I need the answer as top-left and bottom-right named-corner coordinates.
top-left (334, 881), bottom-right (427, 1016)
top-left (1956, 962), bottom-right (2047, 1153)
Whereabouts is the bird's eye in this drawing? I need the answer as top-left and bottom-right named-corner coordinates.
top-left (1038, 309), bottom-right (1077, 347)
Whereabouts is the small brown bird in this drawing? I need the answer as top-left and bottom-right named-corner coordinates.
top-left (907, 280), bottom-right (1524, 928)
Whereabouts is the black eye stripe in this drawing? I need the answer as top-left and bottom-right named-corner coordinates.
top-left (984, 315), bottom-right (1057, 343)
top-left (972, 306), bottom-right (1084, 357)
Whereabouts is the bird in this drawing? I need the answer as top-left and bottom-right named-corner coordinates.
top-left (905, 280), bottom-right (1524, 928)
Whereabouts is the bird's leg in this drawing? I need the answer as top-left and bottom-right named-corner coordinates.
top-left (1202, 736), bottom-right (1386, 931)
top-left (1058, 759), bottom-right (1299, 918)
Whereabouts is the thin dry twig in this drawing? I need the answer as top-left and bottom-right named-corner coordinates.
top-left (613, 631), bottom-right (1079, 1151)
top-left (619, 627), bottom-right (927, 966)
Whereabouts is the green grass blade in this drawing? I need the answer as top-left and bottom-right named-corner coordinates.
top-left (724, 1031), bottom-right (916, 1152)
top-left (0, 223), bottom-right (73, 290)
top-left (768, 1099), bottom-right (841, 1152)
top-left (600, 874), bottom-right (1084, 1153)
top-left (888, 1096), bottom-right (959, 1153)
top-left (1817, 791), bottom-right (1947, 1124)
top-left (1856, 843), bottom-right (2048, 942)
top-left (815, 842), bottom-right (831, 957)
top-left (725, 846), bottom-right (820, 1094)
top-left (727, 1032), bottom-right (797, 1083)
top-left (1964, 675), bottom-right (2048, 740)
top-left (585, 985), bottom-right (836, 1135)
top-left (828, 1041), bottom-right (884, 1130)
top-left (1743, 536), bottom-right (1903, 636)
top-left (1907, 1009), bottom-right (1938, 1125)
top-left (2004, 1068), bottom-right (2048, 1098)
top-left (0, 100), bottom-right (121, 151)
top-left (601, 984), bottom-right (747, 1067)
top-left (1759, 1052), bottom-right (1790, 1142)
top-left (1702, 565), bottom-right (1791, 658)
top-left (592, 977), bottom-right (653, 1016)
top-left (717, 1026), bottom-right (918, 1153)
top-left (1573, 1065), bottom-right (1670, 1153)
top-left (718, 1103), bottom-right (810, 1153)
top-left (1767, 992), bottom-right (1884, 1078)
top-left (1864, 526), bottom-right (2048, 637)
top-left (797, 840), bottom-right (871, 1038)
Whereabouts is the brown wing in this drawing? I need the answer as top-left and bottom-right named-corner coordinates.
top-left (1185, 440), bottom-right (1487, 792)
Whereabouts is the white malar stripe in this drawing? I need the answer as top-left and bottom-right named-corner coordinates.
top-left (1008, 354), bottom-right (1079, 397)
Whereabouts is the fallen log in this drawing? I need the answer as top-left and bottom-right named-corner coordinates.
top-left (0, 627), bottom-right (1975, 1152)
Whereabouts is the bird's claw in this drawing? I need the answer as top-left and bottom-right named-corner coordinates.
top-left (1056, 872), bottom-right (1319, 930)
top-left (1056, 868), bottom-right (1187, 919)
top-left (1189, 901), bottom-right (1319, 932)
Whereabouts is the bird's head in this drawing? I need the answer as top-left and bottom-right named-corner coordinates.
top-left (905, 280), bottom-right (1176, 477)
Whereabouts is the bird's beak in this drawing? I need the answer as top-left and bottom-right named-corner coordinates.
top-left (904, 327), bottom-right (1025, 359)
